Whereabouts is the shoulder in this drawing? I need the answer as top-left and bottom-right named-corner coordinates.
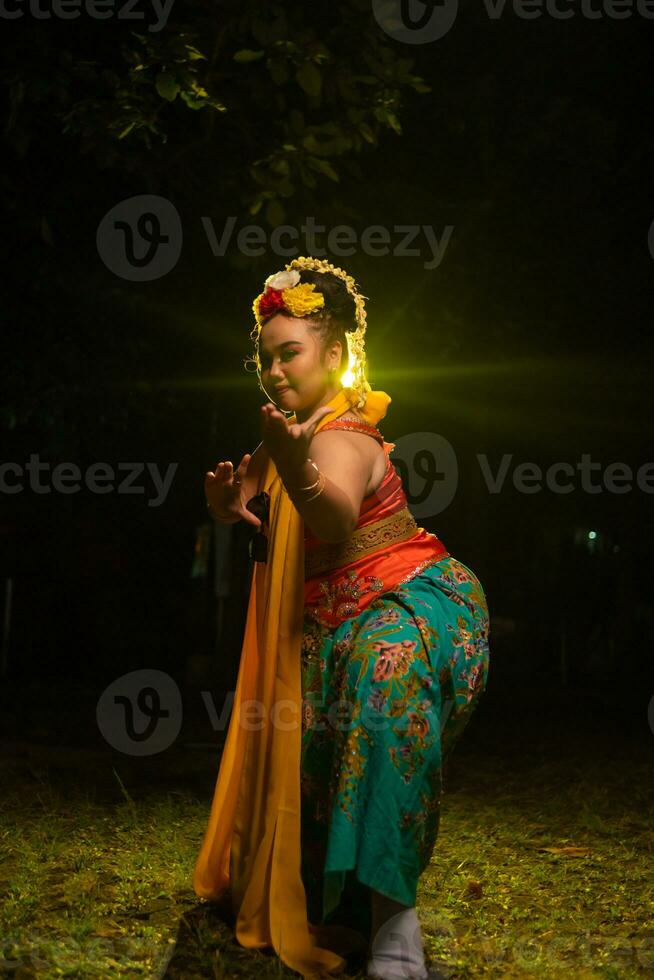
top-left (314, 409), bottom-right (378, 441)
top-left (311, 411), bottom-right (382, 462)
top-left (317, 410), bottom-right (383, 444)
top-left (319, 408), bottom-right (380, 431)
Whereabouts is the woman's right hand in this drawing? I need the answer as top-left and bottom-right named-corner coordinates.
top-left (205, 453), bottom-right (262, 528)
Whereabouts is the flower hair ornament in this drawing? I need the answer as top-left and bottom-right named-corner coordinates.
top-left (249, 256), bottom-right (372, 409)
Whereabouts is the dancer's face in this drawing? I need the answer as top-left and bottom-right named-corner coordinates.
top-left (259, 315), bottom-right (343, 421)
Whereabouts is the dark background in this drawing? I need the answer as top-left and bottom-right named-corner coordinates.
top-left (1, 0), bottom-right (653, 743)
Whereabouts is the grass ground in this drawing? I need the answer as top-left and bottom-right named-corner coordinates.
top-left (0, 684), bottom-right (652, 979)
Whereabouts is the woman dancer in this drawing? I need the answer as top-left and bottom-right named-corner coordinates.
top-left (193, 257), bottom-right (491, 980)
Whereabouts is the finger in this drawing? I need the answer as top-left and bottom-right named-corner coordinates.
top-left (304, 406), bottom-right (334, 436)
top-left (242, 511), bottom-right (262, 530)
top-left (216, 462), bottom-right (235, 484)
top-left (225, 462), bottom-right (241, 484)
top-left (313, 406), bottom-right (335, 424)
top-left (240, 502), bottom-right (262, 529)
top-left (262, 415), bottom-right (285, 439)
top-left (268, 407), bottom-right (288, 426)
top-left (236, 453), bottom-right (251, 478)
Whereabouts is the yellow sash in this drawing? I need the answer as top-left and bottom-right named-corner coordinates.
top-left (192, 386), bottom-right (391, 978)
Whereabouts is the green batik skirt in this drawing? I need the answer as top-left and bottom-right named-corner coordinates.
top-left (299, 555), bottom-right (490, 938)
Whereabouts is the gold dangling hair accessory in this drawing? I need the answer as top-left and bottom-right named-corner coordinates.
top-left (285, 256), bottom-right (371, 410)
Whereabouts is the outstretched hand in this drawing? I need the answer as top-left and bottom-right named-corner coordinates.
top-left (261, 401), bottom-right (334, 473)
top-left (204, 453), bottom-right (261, 528)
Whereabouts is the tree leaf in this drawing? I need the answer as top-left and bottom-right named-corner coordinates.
top-left (296, 62), bottom-right (321, 97)
top-left (302, 134), bottom-right (320, 153)
top-left (306, 156), bottom-right (339, 182)
top-left (179, 91), bottom-right (204, 110)
top-left (184, 45), bottom-right (206, 62)
top-left (265, 198), bottom-right (285, 226)
top-left (117, 121), bottom-right (137, 139)
top-left (233, 49), bottom-right (265, 63)
top-left (155, 73), bottom-right (179, 102)
top-left (277, 178), bottom-right (295, 198)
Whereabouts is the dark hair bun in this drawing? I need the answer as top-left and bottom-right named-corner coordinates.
top-left (298, 270), bottom-right (357, 331)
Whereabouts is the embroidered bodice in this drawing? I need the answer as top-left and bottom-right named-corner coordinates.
top-left (304, 418), bottom-right (450, 627)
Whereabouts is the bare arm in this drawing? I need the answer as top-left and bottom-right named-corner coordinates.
top-left (277, 430), bottom-right (374, 544)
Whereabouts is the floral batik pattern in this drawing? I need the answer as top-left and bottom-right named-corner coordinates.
top-left (299, 555), bottom-right (490, 933)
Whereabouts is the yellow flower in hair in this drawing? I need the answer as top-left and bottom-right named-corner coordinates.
top-left (281, 282), bottom-right (325, 318)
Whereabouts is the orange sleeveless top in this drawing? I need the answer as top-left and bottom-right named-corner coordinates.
top-left (304, 418), bottom-right (450, 628)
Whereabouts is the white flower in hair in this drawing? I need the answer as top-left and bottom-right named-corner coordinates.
top-left (265, 269), bottom-right (301, 291)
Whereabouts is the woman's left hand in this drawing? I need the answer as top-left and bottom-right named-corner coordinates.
top-left (260, 402), bottom-right (334, 474)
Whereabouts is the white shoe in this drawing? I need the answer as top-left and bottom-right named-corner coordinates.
top-left (367, 907), bottom-right (429, 980)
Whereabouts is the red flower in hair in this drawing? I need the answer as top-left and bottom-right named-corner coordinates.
top-left (257, 288), bottom-right (285, 321)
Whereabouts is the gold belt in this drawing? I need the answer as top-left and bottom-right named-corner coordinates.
top-left (305, 506), bottom-right (419, 578)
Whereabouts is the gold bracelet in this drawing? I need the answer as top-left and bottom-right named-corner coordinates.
top-left (283, 470), bottom-right (325, 501)
top-left (296, 458), bottom-right (320, 491)
top-left (301, 471), bottom-right (326, 502)
top-left (282, 458), bottom-right (321, 495)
